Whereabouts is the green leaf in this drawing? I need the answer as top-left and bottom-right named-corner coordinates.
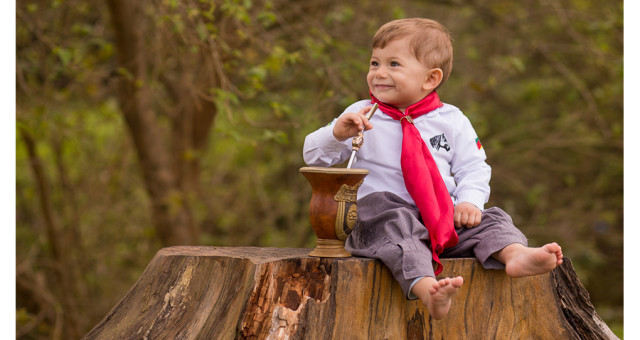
top-left (53, 47), bottom-right (72, 66)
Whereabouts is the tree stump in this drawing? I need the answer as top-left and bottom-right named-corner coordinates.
top-left (83, 246), bottom-right (618, 339)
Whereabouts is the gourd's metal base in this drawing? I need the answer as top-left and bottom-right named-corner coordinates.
top-left (308, 239), bottom-right (351, 258)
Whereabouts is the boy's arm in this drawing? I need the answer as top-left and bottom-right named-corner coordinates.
top-left (450, 114), bottom-right (491, 225)
top-left (332, 106), bottom-right (375, 141)
top-left (303, 122), bottom-right (350, 167)
top-left (303, 104), bottom-right (375, 167)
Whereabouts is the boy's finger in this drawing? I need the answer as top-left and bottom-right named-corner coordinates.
top-left (354, 116), bottom-right (370, 131)
top-left (458, 212), bottom-right (468, 228)
top-left (345, 114), bottom-right (363, 130)
top-left (360, 106), bottom-right (373, 114)
top-left (361, 111), bottom-right (375, 130)
top-left (474, 212), bottom-right (482, 226)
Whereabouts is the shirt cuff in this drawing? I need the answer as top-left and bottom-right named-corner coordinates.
top-left (455, 190), bottom-right (487, 211)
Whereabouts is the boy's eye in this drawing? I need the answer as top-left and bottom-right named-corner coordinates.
top-left (391, 61), bottom-right (400, 67)
top-left (370, 61), bottom-right (379, 67)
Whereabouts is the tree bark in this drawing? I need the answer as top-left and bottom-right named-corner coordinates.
top-left (19, 125), bottom-right (83, 339)
top-left (84, 247), bottom-right (618, 339)
top-left (105, 0), bottom-right (199, 246)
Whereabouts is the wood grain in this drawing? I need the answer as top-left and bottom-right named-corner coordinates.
top-left (84, 246), bottom-right (618, 339)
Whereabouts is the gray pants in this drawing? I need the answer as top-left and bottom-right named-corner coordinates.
top-left (345, 191), bottom-right (528, 298)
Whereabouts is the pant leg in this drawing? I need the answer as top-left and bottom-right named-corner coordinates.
top-left (442, 207), bottom-right (528, 270)
top-left (345, 191), bottom-right (435, 297)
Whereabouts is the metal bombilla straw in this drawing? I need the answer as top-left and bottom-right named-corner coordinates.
top-left (346, 103), bottom-right (378, 169)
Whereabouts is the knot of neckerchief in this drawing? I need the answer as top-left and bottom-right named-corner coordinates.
top-left (370, 91), bottom-right (458, 275)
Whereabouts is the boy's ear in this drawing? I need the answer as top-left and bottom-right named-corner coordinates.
top-left (423, 68), bottom-right (443, 92)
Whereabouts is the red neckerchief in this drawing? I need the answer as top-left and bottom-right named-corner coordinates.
top-left (370, 91), bottom-right (458, 275)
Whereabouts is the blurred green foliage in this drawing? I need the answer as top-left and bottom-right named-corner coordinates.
top-left (16, 0), bottom-right (622, 338)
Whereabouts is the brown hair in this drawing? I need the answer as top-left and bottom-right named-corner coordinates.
top-left (372, 18), bottom-right (453, 87)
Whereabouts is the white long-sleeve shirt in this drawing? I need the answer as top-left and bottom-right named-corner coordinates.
top-left (303, 99), bottom-right (491, 210)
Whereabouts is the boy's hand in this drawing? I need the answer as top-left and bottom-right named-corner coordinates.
top-left (333, 105), bottom-right (375, 141)
top-left (454, 202), bottom-right (482, 228)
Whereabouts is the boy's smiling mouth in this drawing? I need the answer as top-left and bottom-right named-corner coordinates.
top-left (374, 84), bottom-right (394, 90)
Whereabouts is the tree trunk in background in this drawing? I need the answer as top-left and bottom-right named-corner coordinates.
top-left (163, 72), bottom-right (218, 197)
top-left (106, 0), bottom-right (217, 246)
top-left (19, 126), bottom-right (83, 339)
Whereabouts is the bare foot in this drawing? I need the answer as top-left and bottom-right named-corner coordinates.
top-left (412, 276), bottom-right (464, 320)
top-left (501, 243), bottom-right (564, 278)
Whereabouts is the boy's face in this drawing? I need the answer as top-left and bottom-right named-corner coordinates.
top-left (367, 36), bottom-right (435, 111)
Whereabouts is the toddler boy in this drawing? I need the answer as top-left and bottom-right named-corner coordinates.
top-left (303, 18), bottom-right (563, 320)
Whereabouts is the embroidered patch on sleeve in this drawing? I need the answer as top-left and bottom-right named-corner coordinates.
top-left (475, 137), bottom-right (483, 150)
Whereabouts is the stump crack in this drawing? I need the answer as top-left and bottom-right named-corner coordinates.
top-left (240, 259), bottom-right (331, 339)
top-left (141, 257), bottom-right (197, 339)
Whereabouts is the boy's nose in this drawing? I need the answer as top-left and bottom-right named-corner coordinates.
top-left (375, 67), bottom-right (388, 78)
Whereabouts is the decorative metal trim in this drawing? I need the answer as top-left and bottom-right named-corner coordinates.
top-left (334, 179), bottom-right (364, 240)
